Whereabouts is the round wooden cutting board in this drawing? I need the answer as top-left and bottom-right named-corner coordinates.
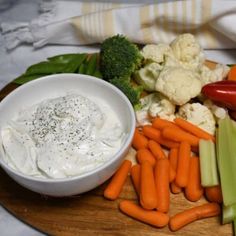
top-left (0, 61), bottom-right (233, 236)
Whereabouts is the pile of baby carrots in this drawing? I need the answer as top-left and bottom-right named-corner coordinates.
top-left (103, 117), bottom-right (223, 231)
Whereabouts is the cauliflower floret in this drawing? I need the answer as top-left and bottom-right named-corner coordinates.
top-left (199, 64), bottom-right (230, 86)
top-left (163, 54), bottom-right (181, 67)
top-left (135, 93), bottom-right (176, 125)
top-left (177, 103), bottom-right (216, 135)
top-left (148, 98), bottom-right (176, 121)
top-left (155, 67), bottom-right (202, 105)
top-left (170, 33), bottom-right (205, 70)
top-left (203, 99), bottom-right (227, 120)
top-left (135, 93), bottom-right (156, 126)
top-left (134, 63), bottom-right (163, 91)
top-left (141, 43), bottom-right (174, 63)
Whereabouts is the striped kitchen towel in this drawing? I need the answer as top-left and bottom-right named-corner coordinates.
top-left (1, 0), bottom-right (236, 50)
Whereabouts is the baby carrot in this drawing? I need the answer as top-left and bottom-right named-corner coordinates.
top-left (143, 125), bottom-right (161, 141)
top-left (185, 156), bottom-right (203, 202)
top-left (104, 160), bottom-right (132, 200)
top-left (175, 141), bottom-right (191, 188)
top-left (168, 148), bottom-right (181, 193)
top-left (130, 164), bottom-right (141, 195)
top-left (132, 128), bottom-right (148, 150)
top-left (143, 125), bottom-right (179, 149)
top-left (119, 200), bottom-right (169, 228)
top-left (169, 165), bottom-right (176, 183)
top-left (152, 117), bottom-right (179, 130)
top-left (169, 203), bottom-right (221, 231)
top-left (205, 185), bottom-right (223, 203)
top-left (169, 148), bottom-right (178, 182)
top-left (148, 140), bottom-right (166, 160)
top-left (227, 65), bottom-right (236, 81)
top-left (140, 161), bottom-right (158, 210)
top-left (174, 118), bottom-right (215, 142)
top-left (157, 135), bottom-right (180, 149)
top-left (171, 182), bottom-right (182, 194)
top-left (136, 148), bottom-right (156, 167)
top-left (155, 158), bottom-right (170, 213)
top-left (169, 148), bottom-right (178, 168)
top-left (162, 127), bottom-right (200, 147)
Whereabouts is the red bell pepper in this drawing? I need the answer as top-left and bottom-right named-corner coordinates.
top-left (202, 80), bottom-right (236, 111)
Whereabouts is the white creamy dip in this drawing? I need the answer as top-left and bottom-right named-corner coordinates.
top-left (0, 94), bottom-right (125, 179)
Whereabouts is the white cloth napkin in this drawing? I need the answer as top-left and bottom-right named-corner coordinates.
top-left (1, 0), bottom-right (236, 50)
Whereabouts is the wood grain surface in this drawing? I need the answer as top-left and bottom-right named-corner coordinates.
top-left (0, 62), bottom-right (233, 236)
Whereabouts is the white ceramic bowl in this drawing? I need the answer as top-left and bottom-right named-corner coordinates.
top-left (0, 74), bottom-right (136, 197)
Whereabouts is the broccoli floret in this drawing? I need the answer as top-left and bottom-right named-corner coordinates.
top-left (100, 35), bottom-right (143, 80)
top-left (110, 78), bottom-right (143, 109)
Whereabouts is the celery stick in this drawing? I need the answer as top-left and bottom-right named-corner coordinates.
top-left (199, 139), bottom-right (219, 187)
top-left (223, 204), bottom-right (236, 224)
top-left (217, 116), bottom-right (236, 206)
top-left (234, 219), bottom-right (236, 236)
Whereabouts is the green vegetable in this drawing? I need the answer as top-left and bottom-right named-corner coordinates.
top-left (13, 53), bottom-right (102, 85)
top-left (85, 54), bottom-right (98, 75)
top-left (223, 204), bottom-right (236, 224)
top-left (222, 204), bottom-right (236, 236)
top-left (100, 35), bottom-right (143, 107)
top-left (110, 78), bottom-right (143, 108)
top-left (48, 53), bottom-right (86, 64)
top-left (217, 115), bottom-right (236, 206)
top-left (100, 35), bottom-right (143, 80)
top-left (26, 54), bottom-right (87, 75)
top-left (93, 70), bottom-right (102, 78)
top-left (78, 62), bottom-right (87, 74)
top-left (25, 61), bottom-right (66, 75)
top-left (134, 62), bottom-right (161, 91)
top-left (13, 74), bottom-right (45, 85)
top-left (199, 139), bottom-right (219, 187)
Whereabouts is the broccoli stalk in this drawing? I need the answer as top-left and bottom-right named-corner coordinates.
top-left (100, 35), bottom-right (143, 108)
top-left (110, 78), bottom-right (143, 110)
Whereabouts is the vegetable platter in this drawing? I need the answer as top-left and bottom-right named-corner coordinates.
top-left (0, 63), bottom-right (232, 236)
top-left (0, 34), bottom-right (235, 235)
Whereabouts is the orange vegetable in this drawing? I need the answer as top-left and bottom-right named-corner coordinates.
top-left (152, 117), bottom-right (179, 130)
top-left (169, 148), bottom-right (178, 183)
top-left (157, 135), bottom-right (180, 149)
top-left (169, 165), bottom-right (176, 183)
top-left (142, 125), bottom-right (161, 141)
top-left (155, 158), bottom-right (170, 213)
top-left (175, 142), bottom-right (191, 188)
top-left (130, 164), bottom-right (141, 195)
top-left (136, 148), bottom-right (156, 167)
top-left (119, 200), bottom-right (169, 228)
top-left (148, 140), bottom-right (166, 160)
top-left (140, 161), bottom-right (158, 210)
top-left (185, 156), bottom-right (204, 202)
top-left (132, 128), bottom-right (148, 150)
top-left (171, 182), bottom-right (182, 194)
top-left (174, 118), bottom-right (215, 142)
top-left (168, 148), bottom-right (181, 194)
top-left (143, 125), bottom-right (179, 149)
top-left (205, 185), bottom-right (223, 203)
top-left (169, 203), bottom-right (221, 231)
top-left (227, 65), bottom-right (236, 81)
top-left (104, 160), bottom-right (132, 200)
top-left (162, 127), bottom-right (200, 147)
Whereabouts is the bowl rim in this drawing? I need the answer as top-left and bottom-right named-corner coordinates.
top-left (0, 73), bottom-right (136, 183)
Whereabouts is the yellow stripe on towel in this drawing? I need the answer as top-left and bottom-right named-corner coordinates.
top-left (201, 0), bottom-right (218, 48)
top-left (181, 0), bottom-right (187, 32)
top-left (190, 0), bottom-right (196, 34)
top-left (140, 5), bottom-right (153, 43)
top-left (102, 9), bottom-right (115, 41)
